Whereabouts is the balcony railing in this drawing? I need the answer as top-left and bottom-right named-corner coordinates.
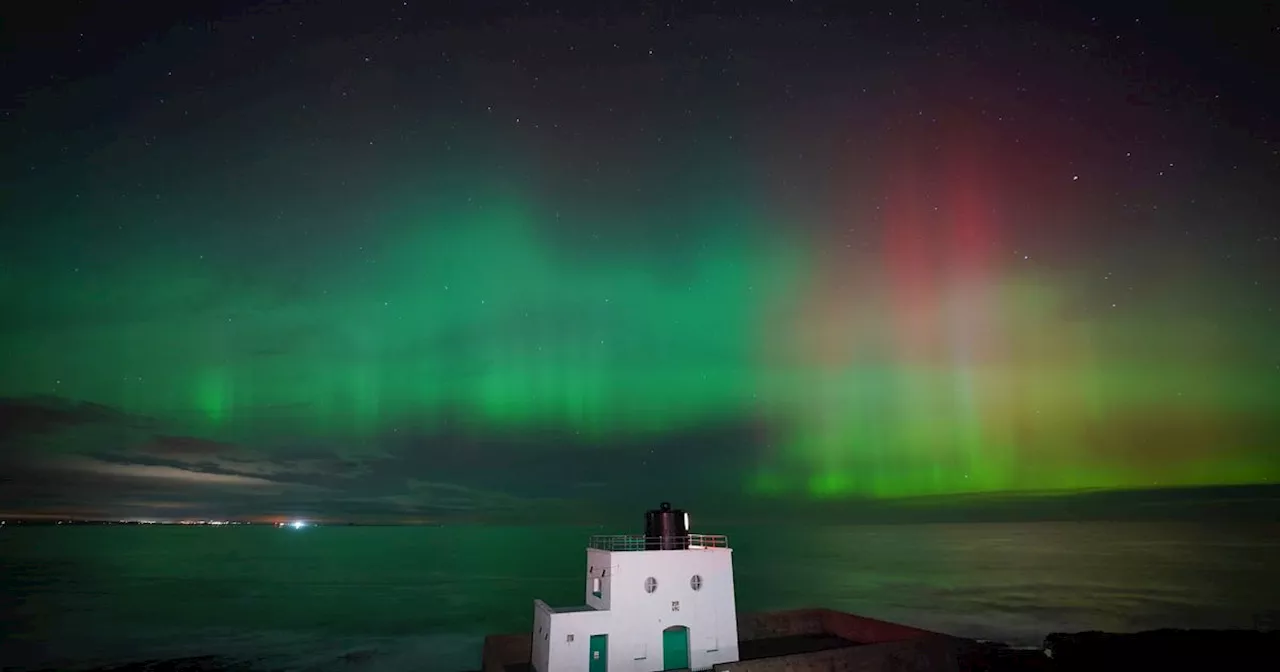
top-left (588, 533), bottom-right (729, 551)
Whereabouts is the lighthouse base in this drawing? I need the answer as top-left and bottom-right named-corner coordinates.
top-left (481, 607), bottom-right (976, 672)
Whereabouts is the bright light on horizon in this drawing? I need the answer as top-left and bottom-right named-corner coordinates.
top-left (291, 520), bottom-right (307, 529)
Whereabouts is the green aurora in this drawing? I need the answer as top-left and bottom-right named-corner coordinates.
top-left (3, 180), bottom-right (1277, 505)
top-left (3, 1), bottom-right (1278, 519)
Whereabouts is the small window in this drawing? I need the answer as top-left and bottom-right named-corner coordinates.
top-left (644, 576), bottom-right (658, 593)
top-left (567, 634), bottom-right (574, 643)
top-left (690, 574), bottom-right (703, 591)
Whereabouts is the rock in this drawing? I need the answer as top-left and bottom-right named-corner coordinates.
top-left (1043, 629), bottom-right (1280, 671)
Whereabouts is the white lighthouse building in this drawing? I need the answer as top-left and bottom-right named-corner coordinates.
top-left (531, 502), bottom-right (740, 672)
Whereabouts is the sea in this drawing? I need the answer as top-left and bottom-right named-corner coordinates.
top-left (2, 522), bottom-right (1278, 671)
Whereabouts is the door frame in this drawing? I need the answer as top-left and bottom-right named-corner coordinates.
top-left (662, 625), bottom-right (690, 670)
top-left (588, 633), bottom-right (608, 672)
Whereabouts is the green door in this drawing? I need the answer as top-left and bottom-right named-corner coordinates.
top-left (588, 633), bottom-right (608, 672)
top-left (662, 626), bottom-right (689, 670)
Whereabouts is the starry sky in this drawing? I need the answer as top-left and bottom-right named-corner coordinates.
top-left (2, 0), bottom-right (1278, 523)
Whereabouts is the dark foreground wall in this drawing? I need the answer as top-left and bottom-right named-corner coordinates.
top-left (481, 633), bottom-right (530, 672)
top-left (737, 608), bottom-right (945, 644)
top-left (713, 637), bottom-right (976, 672)
top-left (1043, 629), bottom-right (1280, 671)
top-left (723, 608), bottom-right (977, 672)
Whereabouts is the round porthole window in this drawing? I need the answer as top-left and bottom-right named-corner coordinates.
top-left (690, 574), bottom-right (703, 591)
top-left (644, 576), bottom-right (658, 593)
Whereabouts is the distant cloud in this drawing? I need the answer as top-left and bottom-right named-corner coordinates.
top-left (0, 395), bottom-right (589, 521)
top-left (5, 394), bottom-right (1275, 524)
top-left (403, 479), bottom-right (534, 511)
top-left (326, 478), bottom-right (590, 522)
top-left (60, 456), bottom-right (289, 488)
top-left (0, 396), bottom-right (327, 518)
top-left (0, 395), bottom-right (145, 441)
top-left (140, 435), bottom-right (239, 457)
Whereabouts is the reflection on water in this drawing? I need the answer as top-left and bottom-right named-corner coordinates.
top-left (1, 522), bottom-right (1277, 670)
top-left (730, 522), bottom-right (1279, 645)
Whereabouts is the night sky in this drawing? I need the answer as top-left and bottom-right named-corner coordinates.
top-left (2, 0), bottom-right (1277, 523)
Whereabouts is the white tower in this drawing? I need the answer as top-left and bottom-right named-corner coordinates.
top-left (531, 502), bottom-right (740, 672)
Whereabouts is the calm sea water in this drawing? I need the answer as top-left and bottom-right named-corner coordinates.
top-left (2, 522), bottom-right (1277, 671)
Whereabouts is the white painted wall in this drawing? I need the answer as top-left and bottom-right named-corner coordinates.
top-left (586, 548), bottom-right (613, 611)
top-left (603, 548), bottom-right (740, 671)
top-left (538, 547), bottom-right (740, 672)
top-left (532, 600), bottom-right (552, 672)
top-left (537, 604), bottom-right (611, 672)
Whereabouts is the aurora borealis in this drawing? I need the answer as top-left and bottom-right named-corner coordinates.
top-left (2, 0), bottom-right (1278, 522)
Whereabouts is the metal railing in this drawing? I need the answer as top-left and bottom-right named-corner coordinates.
top-left (588, 533), bottom-right (729, 551)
